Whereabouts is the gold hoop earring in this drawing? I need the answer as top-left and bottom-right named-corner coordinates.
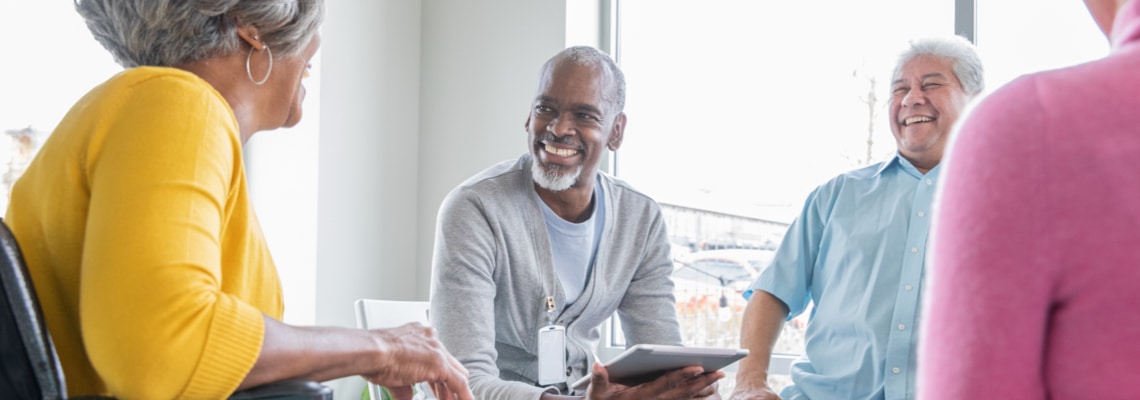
top-left (245, 44), bottom-right (273, 85)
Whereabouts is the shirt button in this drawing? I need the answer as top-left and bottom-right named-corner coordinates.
top-left (905, 285), bottom-right (913, 291)
top-left (911, 247), bottom-right (918, 253)
top-left (893, 367), bottom-right (901, 374)
top-left (917, 211), bottom-right (925, 217)
top-left (926, 179), bottom-right (933, 185)
top-left (566, 367), bottom-right (573, 376)
top-left (898, 324), bottom-right (906, 331)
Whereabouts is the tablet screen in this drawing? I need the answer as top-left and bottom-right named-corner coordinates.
top-left (571, 344), bottom-right (748, 390)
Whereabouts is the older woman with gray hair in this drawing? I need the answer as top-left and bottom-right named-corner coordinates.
top-left (4, 1), bottom-right (472, 399)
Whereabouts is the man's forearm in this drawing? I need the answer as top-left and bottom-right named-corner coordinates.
top-left (734, 291), bottom-right (789, 388)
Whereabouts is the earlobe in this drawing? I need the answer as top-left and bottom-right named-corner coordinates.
top-left (236, 25), bottom-right (264, 50)
top-left (608, 113), bottom-right (626, 151)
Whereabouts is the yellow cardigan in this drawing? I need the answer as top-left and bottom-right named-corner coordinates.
top-left (6, 67), bottom-right (282, 399)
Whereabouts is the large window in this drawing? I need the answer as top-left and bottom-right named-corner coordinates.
top-left (977, 0), bottom-right (1108, 89)
top-left (617, 0), bottom-right (954, 225)
top-left (613, 0), bottom-right (1107, 395)
top-left (614, 0), bottom-right (954, 394)
top-left (0, 2), bottom-right (121, 211)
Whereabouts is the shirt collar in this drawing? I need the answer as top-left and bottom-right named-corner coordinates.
top-left (877, 153), bottom-right (941, 179)
top-left (1112, 0), bottom-right (1140, 50)
top-left (873, 155), bottom-right (900, 177)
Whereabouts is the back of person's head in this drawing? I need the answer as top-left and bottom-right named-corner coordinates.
top-left (74, 0), bottom-right (325, 68)
top-left (541, 46), bottom-right (627, 115)
top-left (892, 36), bottom-right (985, 96)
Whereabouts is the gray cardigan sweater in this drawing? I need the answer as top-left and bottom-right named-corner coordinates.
top-left (429, 154), bottom-right (682, 399)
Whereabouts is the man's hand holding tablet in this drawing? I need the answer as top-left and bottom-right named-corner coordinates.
top-left (558, 344), bottom-right (747, 400)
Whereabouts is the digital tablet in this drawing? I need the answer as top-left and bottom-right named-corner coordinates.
top-left (571, 344), bottom-right (749, 390)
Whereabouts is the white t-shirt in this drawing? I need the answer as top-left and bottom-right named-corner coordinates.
top-left (536, 178), bottom-right (606, 305)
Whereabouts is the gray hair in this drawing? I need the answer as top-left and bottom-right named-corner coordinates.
top-left (540, 46), bottom-right (627, 114)
top-left (892, 36), bottom-right (985, 96)
top-left (74, 0), bottom-right (324, 68)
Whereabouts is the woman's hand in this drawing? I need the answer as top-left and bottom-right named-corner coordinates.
top-left (361, 323), bottom-right (473, 400)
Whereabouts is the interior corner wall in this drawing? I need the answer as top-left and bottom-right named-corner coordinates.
top-left (318, 0), bottom-right (568, 321)
top-left (415, 1), bottom-right (568, 298)
top-left (317, 2), bottom-right (566, 397)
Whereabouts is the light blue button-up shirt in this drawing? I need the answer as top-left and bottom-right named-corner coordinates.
top-left (744, 155), bottom-right (937, 400)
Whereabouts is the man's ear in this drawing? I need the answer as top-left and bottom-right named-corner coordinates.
top-left (236, 25), bottom-right (265, 50)
top-left (524, 115), bottom-right (532, 130)
top-left (607, 113), bottom-right (626, 151)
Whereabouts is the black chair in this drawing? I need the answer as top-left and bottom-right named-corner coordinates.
top-left (0, 219), bottom-right (332, 399)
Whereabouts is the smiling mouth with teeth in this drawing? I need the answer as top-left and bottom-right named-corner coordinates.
top-left (902, 116), bottom-right (934, 126)
top-left (544, 143), bottom-right (580, 157)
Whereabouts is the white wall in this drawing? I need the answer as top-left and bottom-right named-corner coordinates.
top-left (316, 1), bottom-right (569, 397)
top-left (415, 0), bottom-right (569, 296)
top-left (316, 0), bottom-right (424, 326)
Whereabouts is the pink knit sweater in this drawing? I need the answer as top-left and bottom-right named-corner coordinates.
top-left (920, 1), bottom-right (1140, 399)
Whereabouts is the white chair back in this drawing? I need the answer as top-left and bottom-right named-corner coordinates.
top-left (354, 299), bottom-right (431, 400)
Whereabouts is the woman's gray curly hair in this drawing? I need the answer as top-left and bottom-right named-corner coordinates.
top-left (74, 0), bottom-right (324, 68)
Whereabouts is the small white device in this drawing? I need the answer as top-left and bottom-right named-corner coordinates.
top-left (537, 325), bottom-right (567, 385)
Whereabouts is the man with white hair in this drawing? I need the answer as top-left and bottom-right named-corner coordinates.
top-left (431, 46), bottom-right (723, 400)
top-left (728, 36), bottom-right (984, 400)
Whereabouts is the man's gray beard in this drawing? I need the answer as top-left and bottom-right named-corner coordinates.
top-left (532, 161), bottom-right (581, 192)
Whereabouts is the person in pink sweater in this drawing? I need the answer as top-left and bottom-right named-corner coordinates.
top-left (920, 0), bottom-right (1140, 398)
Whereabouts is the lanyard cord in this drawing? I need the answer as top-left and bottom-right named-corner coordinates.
top-left (540, 222), bottom-right (558, 326)
top-left (530, 183), bottom-right (559, 327)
